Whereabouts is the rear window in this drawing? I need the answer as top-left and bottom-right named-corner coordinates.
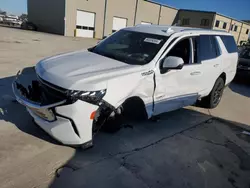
top-left (219, 35), bottom-right (237, 53)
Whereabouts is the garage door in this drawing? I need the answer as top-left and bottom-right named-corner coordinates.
top-left (76, 10), bottom-right (95, 38)
top-left (141, 21), bottom-right (152, 25)
top-left (112, 17), bottom-right (127, 33)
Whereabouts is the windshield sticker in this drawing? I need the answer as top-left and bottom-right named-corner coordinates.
top-left (144, 38), bottom-right (162, 44)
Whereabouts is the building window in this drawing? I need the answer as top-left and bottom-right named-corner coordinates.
top-left (230, 25), bottom-right (234, 31)
top-left (182, 18), bottom-right (190, 25)
top-left (215, 20), bottom-right (220, 27)
top-left (223, 22), bottom-right (227, 29)
top-left (234, 25), bottom-right (238, 32)
top-left (201, 19), bottom-right (209, 26)
top-left (76, 25), bottom-right (94, 31)
top-left (246, 29), bottom-right (249, 34)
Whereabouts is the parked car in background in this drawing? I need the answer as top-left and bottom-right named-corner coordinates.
top-left (21, 21), bottom-right (37, 31)
top-left (237, 47), bottom-right (250, 78)
top-left (13, 25), bottom-right (238, 148)
top-left (3, 15), bottom-right (22, 26)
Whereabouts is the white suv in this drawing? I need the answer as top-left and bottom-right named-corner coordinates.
top-left (13, 25), bottom-right (238, 148)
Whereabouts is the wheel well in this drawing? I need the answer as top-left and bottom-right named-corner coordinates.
top-left (219, 72), bottom-right (226, 84)
top-left (121, 96), bottom-right (148, 121)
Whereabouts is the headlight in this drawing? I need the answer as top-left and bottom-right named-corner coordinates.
top-left (67, 89), bottom-right (107, 105)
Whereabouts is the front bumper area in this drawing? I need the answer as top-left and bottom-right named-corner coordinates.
top-left (27, 100), bottom-right (98, 145)
top-left (12, 78), bottom-right (99, 146)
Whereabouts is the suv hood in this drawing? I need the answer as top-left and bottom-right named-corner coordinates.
top-left (36, 50), bottom-right (140, 90)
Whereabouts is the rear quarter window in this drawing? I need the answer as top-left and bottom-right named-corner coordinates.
top-left (219, 35), bottom-right (237, 53)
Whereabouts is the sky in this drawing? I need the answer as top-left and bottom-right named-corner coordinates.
top-left (0, 0), bottom-right (27, 15)
top-left (0, 0), bottom-right (249, 20)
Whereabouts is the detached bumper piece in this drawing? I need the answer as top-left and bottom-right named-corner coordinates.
top-left (12, 72), bottom-right (98, 147)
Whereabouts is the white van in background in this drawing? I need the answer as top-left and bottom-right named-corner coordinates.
top-left (13, 25), bottom-right (238, 148)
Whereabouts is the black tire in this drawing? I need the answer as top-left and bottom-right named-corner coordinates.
top-left (201, 77), bottom-right (225, 109)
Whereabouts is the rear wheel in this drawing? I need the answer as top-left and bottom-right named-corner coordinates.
top-left (201, 77), bottom-right (225, 109)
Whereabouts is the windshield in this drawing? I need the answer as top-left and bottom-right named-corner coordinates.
top-left (239, 48), bottom-right (250, 59)
top-left (89, 30), bottom-right (168, 65)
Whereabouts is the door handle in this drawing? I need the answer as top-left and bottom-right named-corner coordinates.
top-left (214, 64), bottom-right (219, 68)
top-left (190, 71), bottom-right (201, 76)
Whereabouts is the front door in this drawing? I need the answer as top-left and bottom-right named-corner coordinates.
top-left (197, 35), bottom-right (223, 97)
top-left (153, 37), bottom-right (205, 116)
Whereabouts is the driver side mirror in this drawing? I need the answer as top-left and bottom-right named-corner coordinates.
top-left (160, 56), bottom-right (184, 74)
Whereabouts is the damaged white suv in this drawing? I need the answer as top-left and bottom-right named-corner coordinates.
top-left (13, 25), bottom-right (238, 148)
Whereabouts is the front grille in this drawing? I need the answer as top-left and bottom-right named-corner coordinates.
top-left (37, 76), bottom-right (68, 104)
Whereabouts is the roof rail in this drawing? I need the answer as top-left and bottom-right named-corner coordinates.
top-left (180, 28), bottom-right (228, 33)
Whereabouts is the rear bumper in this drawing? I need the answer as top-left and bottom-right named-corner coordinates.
top-left (12, 81), bottom-right (99, 146)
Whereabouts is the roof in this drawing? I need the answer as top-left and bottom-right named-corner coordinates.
top-left (124, 24), bottom-right (231, 37)
top-left (179, 9), bottom-right (216, 14)
top-left (179, 9), bottom-right (250, 26)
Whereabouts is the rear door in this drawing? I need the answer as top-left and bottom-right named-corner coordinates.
top-left (197, 35), bottom-right (223, 97)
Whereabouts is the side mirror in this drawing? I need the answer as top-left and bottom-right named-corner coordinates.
top-left (161, 56), bottom-right (184, 74)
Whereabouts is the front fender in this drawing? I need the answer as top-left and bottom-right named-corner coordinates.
top-left (103, 70), bottom-right (155, 117)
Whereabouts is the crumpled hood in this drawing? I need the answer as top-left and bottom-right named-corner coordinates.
top-left (36, 50), bottom-right (141, 90)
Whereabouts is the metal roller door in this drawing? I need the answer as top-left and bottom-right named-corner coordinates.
top-left (112, 17), bottom-right (127, 33)
top-left (76, 10), bottom-right (95, 38)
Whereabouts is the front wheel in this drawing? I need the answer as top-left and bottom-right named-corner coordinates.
top-left (201, 77), bottom-right (225, 109)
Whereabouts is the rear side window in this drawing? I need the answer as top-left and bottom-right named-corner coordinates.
top-left (199, 35), bottom-right (218, 61)
top-left (220, 35), bottom-right (237, 53)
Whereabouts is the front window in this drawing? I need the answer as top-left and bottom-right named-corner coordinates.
top-left (234, 26), bottom-right (238, 32)
top-left (215, 20), bottom-right (220, 27)
top-left (182, 18), bottom-right (190, 26)
top-left (201, 19), bottom-right (209, 26)
top-left (223, 22), bottom-right (227, 29)
top-left (89, 30), bottom-right (168, 65)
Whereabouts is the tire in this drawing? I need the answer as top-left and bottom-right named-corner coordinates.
top-left (201, 77), bottom-right (225, 109)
